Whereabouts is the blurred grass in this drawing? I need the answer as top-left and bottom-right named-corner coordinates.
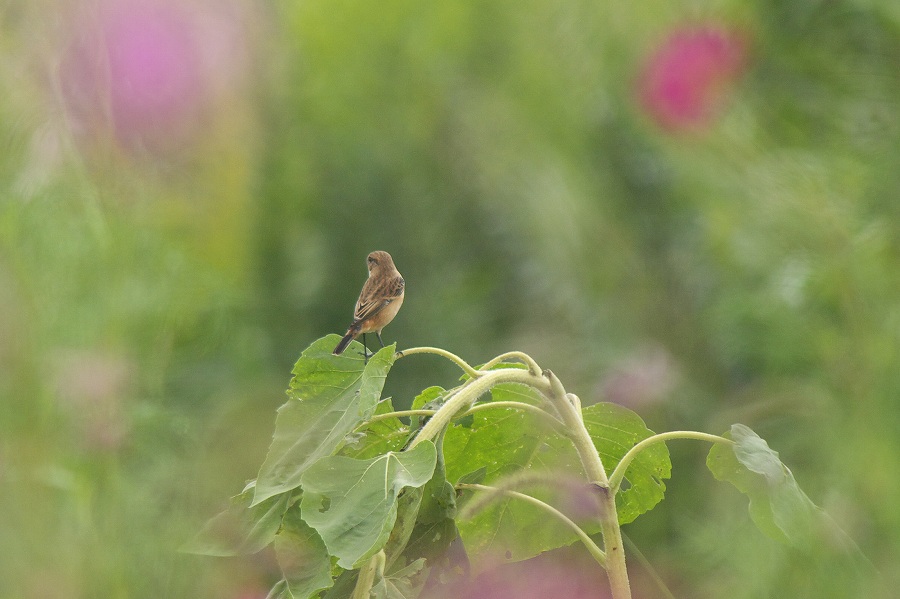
top-left (2, 0), bottom-right (899, 597)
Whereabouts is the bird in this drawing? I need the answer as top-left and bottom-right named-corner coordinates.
top-left (333, 250), bottom-right (405, 360)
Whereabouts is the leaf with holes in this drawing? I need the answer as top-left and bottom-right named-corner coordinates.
top-left (447, 390), bottom-right (670, 566)
top-left (582, 402), bottom-right (671, 524)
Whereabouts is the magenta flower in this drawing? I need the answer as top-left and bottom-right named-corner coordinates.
top-left (58, 0), bottom-right (250, 154)
top-left (103, 1), bottom-right (201, 134)
top-left (638, 24), bottom-right (749, 132)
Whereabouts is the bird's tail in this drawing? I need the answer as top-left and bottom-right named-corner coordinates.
top-left (333, 326), bottom-right (359, 355)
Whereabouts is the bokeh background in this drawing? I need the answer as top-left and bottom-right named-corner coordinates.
top-left (2, 0), bottom-right (898, 597)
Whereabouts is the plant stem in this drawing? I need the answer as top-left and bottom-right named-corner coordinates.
top-left (409, 367), bottom-right (546, 448)
top-left (364, 409), bottom-right (438, 425)
top-left (479, 351), bottom-right (542, 375)
top-left (458, 483), bottom-right (607, 568)
top-left (401, 352), bottom-right (633, 598)
top-left (351, 550), bottom-right (384, 599)
top-left (458, 471), bottom-right (591, 523)
top-left (608, 431), bottom-right (732, 494)
top-left (540, 370), bottom-right (632, 599)
top-left (395, 346), bottom-right (481, 378)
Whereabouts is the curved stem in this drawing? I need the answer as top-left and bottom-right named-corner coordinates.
top-left (395, 346), bottom-right (480, 379)
top-left (608, 431), bottom-right (733, 494)
top-left (463, 401), bottom-right (565, 432)
top-left (540, 371), bottom-right (631, 599)
top-left (543, 375), bottom-right (608, 485)
top-left (409, 367), bottom-right (548, 449)
top-left (364, 409), bottom-right (437, 425)
top-left (458, 483), bottom-right (607, 568)
top-left (480, 351), bottom-right (542, 376)
top-left (458, 471), bottom-right (589, 520)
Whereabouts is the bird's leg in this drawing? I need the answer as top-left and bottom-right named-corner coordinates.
top-left (360, 333), bottom-right (374, 364)
top-left (361, 333), bottom-right (369, 364)
top-left (376, 331), bottom-right (385, 348)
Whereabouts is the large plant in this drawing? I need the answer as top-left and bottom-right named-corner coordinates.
top-left (184, 336), bottom-right (855, 599)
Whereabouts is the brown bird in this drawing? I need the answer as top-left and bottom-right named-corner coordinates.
top-left (333, 250), bottom-right (405, 360)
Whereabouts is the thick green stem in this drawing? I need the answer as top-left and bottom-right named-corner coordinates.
top-left (401, 352), bottom-right (633, 599)
top-left (351, 551), bottom-right (384, 599)
top-left (609, 431), bottom-right (733, 493)
top-left (409, 367), bottom-right (546, 448)
top-left (541, 370), bottom-right (632, 599)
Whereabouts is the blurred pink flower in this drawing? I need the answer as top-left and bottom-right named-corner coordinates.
top-left (638, 24), bottom-right (749, 132)
top-left (55, 349), bottom-right (133, 452)
top-left (600, 344), bottom-right (678, 409)
top-left (58, 0), bottom-right (251, 154)
top-left (104, 1), bottom-right (201, 132)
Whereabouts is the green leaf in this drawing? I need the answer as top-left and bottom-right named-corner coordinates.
top-left (582, 402), bottom-right (671, 524)
top-left (411, 386), bottom-right (449, 411)
top-left (445, 384), bottom-right (584, 564)
top-left (372, 559), bottom-right (428, 599)
top-left (253, 336), bottom-right (396, 505)
top-left (181, 481), bottom-right (289, 556)
top-left (707, 424), bottom-right (833, 546)
top-left (320, 570), bottom-right (358, 599)
top-left (341, 398), bottom-right (409, 460)
top-left (300, 442), bottom-right (438, 569)
top-left (446, 391), bottom-right (670, 565)
top-left (396, 431), bottom-right (459, 568)
top-left (382, 487), bottom-right (425, 569)
top-left (270, 505), bottom-right (334, 599)
top-left (409, 386), bottom-right (452, 432)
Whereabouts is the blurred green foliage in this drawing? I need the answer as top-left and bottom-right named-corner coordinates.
top-left (1, 0), bottom-right (898, 597)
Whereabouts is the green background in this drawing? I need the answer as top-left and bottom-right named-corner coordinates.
top-left (1, 0), bottom-right (898, 597)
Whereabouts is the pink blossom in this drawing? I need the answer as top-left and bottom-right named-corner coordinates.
top-left (103, 1), bottom-right (201, 133)
top-left (58, 0), bottom-right (251, 154)
top-left (55, 349), bottom-right (133, 452)
top-left (638, 24), bottom-right (749, 132)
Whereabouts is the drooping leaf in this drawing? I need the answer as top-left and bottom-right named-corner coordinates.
top-left (707, 424), bottom-right (843, 547)
top-left (253, 336), bottom-right (396, 505)
top-left (371, 558), bottom-right (428, 599)
top-left (181, 481), bottom-right (289, 556)
top-left (300, 441), bottom-right (438, 569)
top-left (582, 402), bottom-right (671, 524)
top-left (270, 505), bottom-right (334, 599)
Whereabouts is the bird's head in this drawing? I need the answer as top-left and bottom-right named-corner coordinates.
top-left (366, 250), bottom-right (395, 274)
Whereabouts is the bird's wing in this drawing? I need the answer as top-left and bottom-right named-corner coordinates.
top-left (354, 276), bottom-right (404, 322)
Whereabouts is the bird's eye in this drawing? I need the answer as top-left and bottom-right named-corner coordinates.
top-left (368, 257), bottom-right (378, 264)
